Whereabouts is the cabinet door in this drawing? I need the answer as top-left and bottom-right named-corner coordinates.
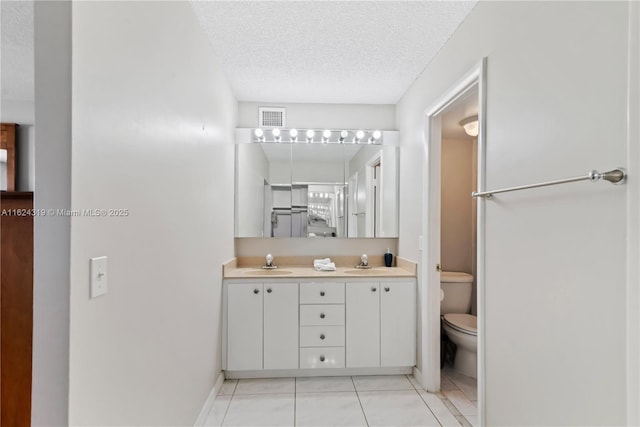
top-left (381, 281), bottom-right (416, 367)
top-left (227, 283), bottom-right (263, 370)
top-left (346, 282), bottom-right (380, 367)
top-left (264, 283), bottom-right (299, 369)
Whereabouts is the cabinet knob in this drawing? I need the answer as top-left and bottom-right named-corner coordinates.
top-left (320, 355), bottom-right (325, 362)
top-left (253, 289), bottom-right (260, 294)
top-left (320, 334), bottom-right (326, 340)
top-left (371, 286), bottom-right (377, 292)
top-left (384, 286), bottom-right (390, 292)
top-left (320, 291), bottom-right (326, 297)
top-left (320, 313), bottom-right (326, 319)
top-left (267, 288), bottom-right (272, 293)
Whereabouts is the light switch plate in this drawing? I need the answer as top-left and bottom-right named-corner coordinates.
top-left (90, 256), bottom-right (108, 298)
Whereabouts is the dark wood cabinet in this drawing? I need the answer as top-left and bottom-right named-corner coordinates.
top-left (1, 192), bottom-right (33, 427)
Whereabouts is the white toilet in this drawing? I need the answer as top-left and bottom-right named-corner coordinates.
top-left (440, 271), bottom-right (477, 378)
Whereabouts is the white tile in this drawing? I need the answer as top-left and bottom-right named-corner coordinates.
top-left (234, 377), bottom-right (295, 395)
top-left (406, 374), bottom-right (424, 390)
top-left (296, 376), bottom-right (355, 393)
top-left (440, 370), bottom-right (459, 391)
top-left (203, 395), bottom-right (231, 427)
top-left (444, 390), bottom-right (477, 416)
top-left (218, 379), bottom-right (238, 396)
top-left (456, 414), bottom-right (473, 427)
top-left (222, 393), bottom-right (294, 426)
top-left (296, 392), bottom-right (367, 427)
top-left (419, 390), bottom-right (462, 427)
top-left (358, 390), bottom-right (440, 427)
top-left (465, 414), bottom-right (479, 427)
top-left (443, 367), bottom-right (477, 401)
top-left (352, 375), bottom-right (414, 391)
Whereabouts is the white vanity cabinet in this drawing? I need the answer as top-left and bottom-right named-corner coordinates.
top-left (225, 282), bottom-right (298, 371)
top-left (224, 277), bottom-right (415, 375)
top-left (226, 283), bottom-right (263, 371)
top-left (346, 281), bottom-right (416, 368)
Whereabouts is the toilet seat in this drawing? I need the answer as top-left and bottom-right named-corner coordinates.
top-left (443, 313), bottom-right (477, 336)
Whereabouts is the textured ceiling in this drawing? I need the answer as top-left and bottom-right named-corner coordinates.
top-left (0, 1), bottom-right (477, 106)
top-left (0, 1), bottom-right (34, 102)
top-left (191, 1), bottom-right (477, 104)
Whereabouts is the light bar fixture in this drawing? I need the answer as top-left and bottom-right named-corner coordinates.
top-left (251, 128), bottom-right (385, 144)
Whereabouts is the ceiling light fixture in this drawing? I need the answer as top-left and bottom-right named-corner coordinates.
top-left (290, 129), bottom-right (298, 142)
top-left (254, 128), bottom-right (265, 142)
top-left (459, 115), bottom-right (479, 137)
top-left (355, 130), bottom-right (365, 144)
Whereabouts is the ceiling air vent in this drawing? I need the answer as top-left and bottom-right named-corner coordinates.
top-left (259, 107), bottom-right (286, 128)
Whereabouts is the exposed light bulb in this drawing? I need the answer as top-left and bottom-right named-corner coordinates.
top-left (322, 129), bottom-right (331, 143)
top-left (373, 130), bottom-right (382, 139)
top-left (354, 130), bottom-right (365, 143)
top-left (339, 130), bottom-right (349, 143)
top-left (290, 129), bottom-right (298, 142)
top-left (306, 129), bottom-right (315, 142)
top-left (254, 128), bottom-right (265, 142)
top-left (272, 128), bottom-right (281, 142)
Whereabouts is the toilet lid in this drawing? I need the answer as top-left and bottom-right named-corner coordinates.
top-left (443, 313), bottom-right (477, 336)
top-left (441, 271), bottom-right (474, 283)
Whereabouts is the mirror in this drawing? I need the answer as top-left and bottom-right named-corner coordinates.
top-left (235, 142), bottom-right (398, 238)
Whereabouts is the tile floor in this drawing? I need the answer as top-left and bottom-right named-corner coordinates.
top-left (204, 371), bottom-right (478, 427)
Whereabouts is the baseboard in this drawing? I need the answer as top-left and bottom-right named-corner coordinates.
top-left (225, 366), bottom-right (412, 379)
top-left (194, 372), bottom-right (225, 427)
top-left (412, 366), bottom-right (424, 389)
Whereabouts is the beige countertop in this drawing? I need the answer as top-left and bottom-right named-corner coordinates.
top-left (223, 256), bottom-right (416, 279)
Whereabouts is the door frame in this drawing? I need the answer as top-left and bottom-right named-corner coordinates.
top-left (420, 58), bottom-right (487, 425)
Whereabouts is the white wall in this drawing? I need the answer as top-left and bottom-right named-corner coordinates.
top-left (440, 138), bottom-right (474, 273)
top-left (238, 102), bottom-right (396, 130)
top-left (397, 1), bottom-right (633, 425)
top-left (69, 2), bottom-right (236, 425)
top-left (32, 2), bottom-right (71, 425)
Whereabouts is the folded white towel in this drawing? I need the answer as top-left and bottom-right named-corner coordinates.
top-left (315, 262), bottom-right (336, 271)
top-left (313, 258), bottom-right (332, 268)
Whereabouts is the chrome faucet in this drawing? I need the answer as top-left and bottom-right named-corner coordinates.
top-left (264, 253), bottom-right (276, 269)
top-left (356, 254), bottom-right (370, 269)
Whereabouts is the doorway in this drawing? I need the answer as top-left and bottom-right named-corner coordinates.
top-left (420, 59), bottom-right (487, 425)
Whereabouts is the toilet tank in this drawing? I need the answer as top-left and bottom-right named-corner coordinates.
top-left (441, 271), bottom-right (474, 314)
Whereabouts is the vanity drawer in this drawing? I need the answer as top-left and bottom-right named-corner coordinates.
top-left (300, 282), bottom-right (344, 304)
top-left (300, 304), bottom-right (345, 326)
top-left (300, 347), bottom-right (345, 369)
top-left (300, 326), bottom-right (345, 347)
